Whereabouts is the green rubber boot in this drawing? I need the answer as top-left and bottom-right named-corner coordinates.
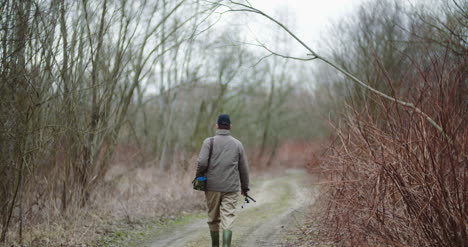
top-left (210, 231), bottom-right (219, 247)
top-left (223, 230), bottom-right (232, 247)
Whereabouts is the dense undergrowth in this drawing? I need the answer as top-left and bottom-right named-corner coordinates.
top-left (308, 0), bottom-right (467, 246)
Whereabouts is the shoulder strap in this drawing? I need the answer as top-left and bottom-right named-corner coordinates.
top-left (207, 137), bottom-right (214, 170)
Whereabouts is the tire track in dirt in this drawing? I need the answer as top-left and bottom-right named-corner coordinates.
top-left (138, 169), bottom-right (317, 247)
top-left (234, 170), bottom-right (317, 247)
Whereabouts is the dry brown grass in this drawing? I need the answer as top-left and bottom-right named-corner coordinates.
top-left (3, 140), bottom-right (315, 246)
top-left (2, 148), bottom-right (207, 246)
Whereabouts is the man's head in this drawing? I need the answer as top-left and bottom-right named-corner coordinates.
top-left (217, 114), bottom-right (231, 130)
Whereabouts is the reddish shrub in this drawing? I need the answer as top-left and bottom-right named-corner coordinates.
top-left (317, 51), bottom-right (467, 246)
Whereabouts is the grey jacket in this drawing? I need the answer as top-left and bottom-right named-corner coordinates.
top-left (196, 129), bottom-right (249, 192)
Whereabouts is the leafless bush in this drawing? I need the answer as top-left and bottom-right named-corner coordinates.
top-left (318, 50), bottom-right (467, 246)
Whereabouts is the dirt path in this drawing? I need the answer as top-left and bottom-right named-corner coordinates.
top-left (138, 169), bottom-right (318, 247)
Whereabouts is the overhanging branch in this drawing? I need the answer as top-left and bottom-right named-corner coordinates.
top-left (219, 0), bottom-right (453, 145)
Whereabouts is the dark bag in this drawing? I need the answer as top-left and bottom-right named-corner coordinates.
top-left (193, 137), bottom-right (214, 191)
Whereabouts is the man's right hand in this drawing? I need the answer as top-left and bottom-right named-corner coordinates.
top-left (241, 188), bottom-right (250, 196)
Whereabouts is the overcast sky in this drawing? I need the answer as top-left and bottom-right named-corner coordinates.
top-left (247, 0), bottom-right (365, 43)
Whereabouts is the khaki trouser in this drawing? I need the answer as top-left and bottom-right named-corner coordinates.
top-left (205, 191), bottom-right (239, 231)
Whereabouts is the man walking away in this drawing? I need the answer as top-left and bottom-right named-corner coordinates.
top-left (195, 114), bottom-right (250, 247)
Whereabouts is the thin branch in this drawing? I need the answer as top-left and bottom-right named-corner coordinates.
top-left (258, 42), bottom-right (317, 61)
top-left (251, 53), bottom-right (273, 68)
top-left (241, 40), bottom-right (316, 62)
